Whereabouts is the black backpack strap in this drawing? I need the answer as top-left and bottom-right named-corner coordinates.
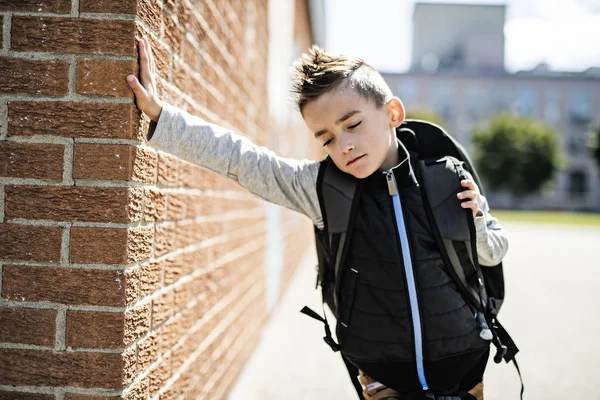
top-left (401, 123), bottom-right (507, 312)
top-left (300, 305), bottom-right (340, 352)
top-left (415, 156), bottom-right (520, 366)
top-left (317, 158), bottom-right (361, 312)
top-left (414, 157), bottom-right (485, 309)
top-left (511, 356), bottom-right (525, 400)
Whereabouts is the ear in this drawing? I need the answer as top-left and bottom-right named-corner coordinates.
top-left (387, 97), bottom-right (405, 128)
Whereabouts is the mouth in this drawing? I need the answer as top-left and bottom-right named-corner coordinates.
top-left (346, 155), bottom-right (365, 167)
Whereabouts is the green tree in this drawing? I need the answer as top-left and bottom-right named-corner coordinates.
top-left (472, 114), bottom-right (563, 198)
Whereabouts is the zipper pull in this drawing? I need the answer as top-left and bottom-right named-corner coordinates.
top-left (386, 172), bottom-right (398, 196)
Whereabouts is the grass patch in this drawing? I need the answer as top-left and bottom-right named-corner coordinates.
top-left (492, 210), bottom-right (600, 226)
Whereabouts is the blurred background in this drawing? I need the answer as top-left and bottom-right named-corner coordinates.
top-left (328, 0), bottom-right (600, 213)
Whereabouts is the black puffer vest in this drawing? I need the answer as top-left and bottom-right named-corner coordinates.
top-left (332, 143), bottom-right (489, 393)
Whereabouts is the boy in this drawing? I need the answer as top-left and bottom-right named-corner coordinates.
top-left (127, 36), bottom-right (508, 400)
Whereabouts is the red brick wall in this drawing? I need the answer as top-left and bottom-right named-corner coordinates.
top-left (0, 0), bottom-right (315, 398)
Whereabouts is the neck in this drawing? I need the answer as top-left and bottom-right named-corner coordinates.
top-left (378, 137), bottom-right (401, 171)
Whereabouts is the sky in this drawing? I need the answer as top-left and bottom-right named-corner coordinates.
top-left (325, 0), bottom-right (600, 73)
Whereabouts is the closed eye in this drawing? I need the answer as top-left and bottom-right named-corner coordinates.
top-left (323, 138), bottom-right (333, 147)
top-left (348, 121), bottom-right (362, 129)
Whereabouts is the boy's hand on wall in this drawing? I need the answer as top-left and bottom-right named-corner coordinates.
top-left (127, 36), bottom-right (163, 122)
top-left (457, 179), bottom-right (483, 217)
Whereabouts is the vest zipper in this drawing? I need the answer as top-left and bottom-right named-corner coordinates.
top-left (385, 170), bottom-right (429, 391)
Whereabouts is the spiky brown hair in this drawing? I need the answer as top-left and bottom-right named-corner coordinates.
top-left (291, 45), bottom-right (393, 113)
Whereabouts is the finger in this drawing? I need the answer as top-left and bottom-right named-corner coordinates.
top-left (145, 36), bottom-right (156, 76)
top-left (461, 200), bottom-right (478, 213)
top-left (127, 74), bottom-right (149, 99)
top-left (457, 190), bottom-right (477, 200)
top-left (139, 37), bottom-right (152, 88)
top-left (461, 180), bottom-right (475, 190)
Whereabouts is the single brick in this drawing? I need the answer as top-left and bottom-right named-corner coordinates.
top-left (5, 186), bottom-right (143, 223)
top-left (122, 376), bottom-right (148, 400)
top-left (8, 102), bottom-right (142, 140)
top-left (73, 144), bottom-right (157, 182)
top-left (0, 142), bottom-right (64, 180)
top-left (1, 265), bottom-right (127, 306)
top-left (136, 331), bottom-right (159, 372)
top-left (139, 260), bottom-right (161, 297)
top-left (154, 222), bottom-right (177, 256)
top-left (0, 307), bottom-right (57, 346)
top-left (138, 0), bottom-right (162, 33)
top-left (0, 0), bottom-right (70, 12)
top-left (121, 345), bottom-right (136, 387)
top-left (147, 34), bottom-right (172, 80)
top-left (66, 311), bottom-right (125, 348)
top-left (151, 289), bottom-right (173, 328)
top-left (79, 0), bottom-right (136, 14)
top-left (0, 57), bottom-right (69, 96)
top-left (0, 391), bottom-right (55, 400)
top-left (166, 192), bottom-right (187, 220)
top-left (0, 224), bottom-right (62, 262)
top-left (156, 151), bottom-right (178, 186)
top-left (11, 17), bottom-right (135, 56)
top-left (143, 188), bottom-right (166, 222)
top-left (124, 302), bottom-right (149, 345)
top-left (124, 266), bottom-right (140, 305)
top-left (70, 226), bottom-right (153, 264)
top-left (147, 355), bottom-right (171, 397)
top-left (0, 348), bottom-right (123, 388)
top-left (163, 8), bottom-right (183, 54)
top-left (77, 59), bottom-right (138, 98)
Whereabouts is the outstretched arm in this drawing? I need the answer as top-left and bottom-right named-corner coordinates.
top-left (126, 37), bottom-right (323, 228)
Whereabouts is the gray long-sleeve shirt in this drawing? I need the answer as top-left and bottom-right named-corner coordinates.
top-left (147, 103), bottom-right (508, 266)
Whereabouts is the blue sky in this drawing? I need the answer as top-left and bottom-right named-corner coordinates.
top-left (325, 0), bottom-right (600, 73)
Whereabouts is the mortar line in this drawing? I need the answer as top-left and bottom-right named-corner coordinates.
top-left (60, 224), bottom-right (71, 265)
top-left (68, 56), bottom-right (78, 97)
top-left (55, 306), bottom-right (67, 350)
top-left (1, 50), bottom-right (136, 61)
top-left (0, 100), bottom-right (7, 139)
top-left (2, 14), bottom-right (10, 52)
top-left (71, 0), bottom-right (79, 17)
top-left (0, 184), bottom-right (4, 223)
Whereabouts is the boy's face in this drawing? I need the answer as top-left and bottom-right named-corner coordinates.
top-left (302, 88), bottom-right (405, 179)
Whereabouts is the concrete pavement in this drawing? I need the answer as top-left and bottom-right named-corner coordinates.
top-left (228, 222), bottom-right (600, 400)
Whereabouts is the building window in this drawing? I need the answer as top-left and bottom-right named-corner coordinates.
top-left (569, 89), bottom-right (592, 126)
top-left (569, 170), bottom-right (588, 198)
top-left (512, 87), bottom-right (537, 117)
top-left (568, 134), bottom-right (588, 154)
top-left (492, 88), bottom-right (512, 113)
top-left (544, 88), bottom-right (561, 124)
top-left (466, 85), bottom-right (489, 121)
top-left (397, 78), bottom-right (417, 107)
top-left (432, 84), bottom-right (452, 121)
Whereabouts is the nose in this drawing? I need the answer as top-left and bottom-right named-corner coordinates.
top-left (339, 135), bottom-right (355, 154)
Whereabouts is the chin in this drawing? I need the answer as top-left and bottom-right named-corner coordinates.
top-left (345, 166), bottom-right (375, 179)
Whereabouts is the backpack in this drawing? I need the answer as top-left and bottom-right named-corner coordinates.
top-left (301, 120), bottom-right (522, 399)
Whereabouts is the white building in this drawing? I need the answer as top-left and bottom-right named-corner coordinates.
top-left (382, 2), bottom-right (600, 211)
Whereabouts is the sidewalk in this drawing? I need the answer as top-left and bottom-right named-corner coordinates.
top-left (228, 250), bottom-right (358, 399)
top-left (229, 223), bottom-right (600, 400)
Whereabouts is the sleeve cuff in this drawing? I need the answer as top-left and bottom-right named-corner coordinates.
top-left (145, 103), bottom-right (177, 145)
top-left (147, 120), bottom-right (158, 141)
top-left (474, 211), bottom-right (488, 234)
